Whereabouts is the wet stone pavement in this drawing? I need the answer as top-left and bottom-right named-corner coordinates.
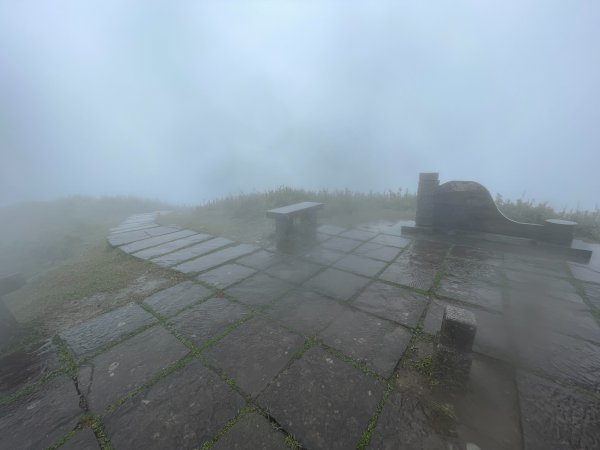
top-left (1, 211), bottom-right (600, 449)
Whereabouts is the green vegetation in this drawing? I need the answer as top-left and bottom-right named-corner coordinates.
top-left (157, 187), bottom-right (416, 245)
top-left (495, 195), bottom-right (600, 242)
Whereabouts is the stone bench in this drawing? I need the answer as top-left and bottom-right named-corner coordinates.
top-left (267, 202), bottom-right (324, 252)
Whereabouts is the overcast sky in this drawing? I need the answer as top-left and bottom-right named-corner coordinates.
top-left (1, 1), bottom-right (598, 209)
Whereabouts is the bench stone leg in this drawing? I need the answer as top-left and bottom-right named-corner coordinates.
top-left (299, 210), bottom-right (318, 243)
top-left (275, 216), bottom-right (294, 253)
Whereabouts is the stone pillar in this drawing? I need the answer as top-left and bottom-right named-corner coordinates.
top-left (415, 172), bottom-right (439, 227)
top-left (435, 305), bottom-right (477, 390)
top-left (275, 216), bottom-right (295, 253)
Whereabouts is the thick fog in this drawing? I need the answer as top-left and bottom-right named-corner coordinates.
top-left (1, 1), bottom-right (599, 209)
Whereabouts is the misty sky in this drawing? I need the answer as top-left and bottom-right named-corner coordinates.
top-left (1, 1), bottom-right (599, 209)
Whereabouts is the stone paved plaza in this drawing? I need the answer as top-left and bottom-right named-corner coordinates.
top-left (2, 212), bottom-right (600, 449)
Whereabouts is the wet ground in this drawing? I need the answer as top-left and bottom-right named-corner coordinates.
top-left (1, 212), bottom-right (599, 449)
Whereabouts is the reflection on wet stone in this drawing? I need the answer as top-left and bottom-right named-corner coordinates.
top-left (143, 281), bottom-right (211, 317)
top-left (379, 259), bottom-right (437, 291)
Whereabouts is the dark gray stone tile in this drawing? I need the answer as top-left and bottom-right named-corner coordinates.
top-left (437, 276), bottom-right (504, 312)
top-left (151, 237), bottom-right (233, 267)
top-left (60, 428), bottom-right (100, 450)
top-left (424, 299), bottom-right (509, 360)
top-left (120, 229), bottom-right (196, 254)
top-left (0, 376), bottom-right (82, 450)
top-left (197, 264), bottom-right (257, 289)
top-left (300, 247), bottom-right (345, 266)
top-left (369, 389), bottom-right (457, 450)
top-left (352, 281), bottom-right (427, 328)
top-left (320, 309), bottom-right (411, 377)
top-left (133, 233), bottom-right (213, 260)
top-left (582, 281), bottom-right (600, 309)
top-left (517, 371), bottom-right (600, 450)
top-left (204, 317), bottom-right (304, 396)
top-left (449, 245), bottom-right (504, 265)
top-left (370, 234), bottom-right (411, 248)
top-left (333, 254), bottom-right (387, 277)
top-left (174, 244), bottom-right (258, 274)
top-left (303, 268), bottom-right (370, 301)
top-left (236, 250), bottom-right (283, 270)
top-left (265, 290), bottom-right (349, 336)
top-left (352, 242), bottom-right (402, 262)
top-left (505, 270), bottom-right (576, 294)
top-left (226, 274), bottom-right (294, 308)
top-left (0, 339), bottom-right (60, 398)
top-left (61, 303), bottom-right (157, 358)
top-left (266, 259), bottom-right (323, 284)
top-left (444, 257), bottom-right (503, 285)
top-left (569, 262), bottom-right (600, 285)
top-left (317, 224), bottom-right (345, 235)
top-left (143, 281), bottom-right (211, 317)
top-left (111, 223), bottom-right (158, 234)
top-left (508, 288), bottom-right (600, 344)
top-left (405, 240), bottom-right (449, 264)
top-left (516, 331), bottom-right (600, 391)
top-left (322, 236), bottom-right (362, 253)
top-left (339, 229), bottom-right (377, 241)
top-left (105, 360), bottom-right (245, 450)
top-left (169, 298), bottom-right (250, 347)
top-left (212, 413), bottom-right (288, 450)
top-left (503, 255), bottom-right (568, 278)
top-left (108, 226), bottom-right (181, 247)
top-left (78, 326), bottom-right (189, 413)
top-left (257, 347), bottom-right (385, 450)
top-left (379, 259), bottom-right (437, 291)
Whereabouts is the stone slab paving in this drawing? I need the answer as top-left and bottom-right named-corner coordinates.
top-left (569, 261), bottom-right (600, 285)
top-left (108, 225), bottom-right (182, 247)
top-left (226, 273), bottom-right (294, 308)
top-left (211, 412), bottom-right (289, 450)
top-left (339, 229), bottom-right (377, 241)
top-left (303, 267), bottom-right (370, 301)
top-left (174, 244), bottom-right (259, 274)
top-left (132, 233), bottom-right (213, 260)
top-left (61, 302), bottom-right (157, 358)
top-left (265, 289), bottom-right (349, 336)
top-left (78, 326), bottom-right (189, 413)
top-left (0, 339), bottom-right (60, 398)
top-left (168, 297), bottom-right (250, 347)
top-left (197, 263), bottom-right (257, 289)
top-left (236, 249), bottom-right (284, 270)
top-left (368, 389), bottom-right (458, 450)
top-left (515, 330), bottom-right (600, 391)
top-left (352, 241), bottom-right (403, 262)
top-left (61, 428), bottom-right (100, 450)
top-left (5, 214), bottom-right (600, 450)
top-left (317, 224), bottom-right (345, 235)
top-left (151, 236), bottom-right (233, 267)
top-left (333, 253), bottom-right (388, 277)
top-left (0, 376), bottom-right (82, 449)
top-left (204, 317), bottom-right (304, 396)
top-left (379, 258), bottom-right (438, 291)
top-left (258, 347), bottom-right (386, 450)
top-left (352, 281), bottom-right (427, 328)
top-left (322, 236), bottom-right (362, 253)
top-left (437, 275), bottom-right (504, 312)
top-left (104, 360), bottom-right (245, 449)
top-left (300, 247), bottom-right (345, 266)
top-left (517, 371), bottom-right (600, 450)
top-left (143, 281), bottom-right (212, 317)
top-left (119, 229), bottom-right (196, 254)
top-left (265, 258), bottom-right (323, 284)
top-left (320, 308), bottom-right (412, 377)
